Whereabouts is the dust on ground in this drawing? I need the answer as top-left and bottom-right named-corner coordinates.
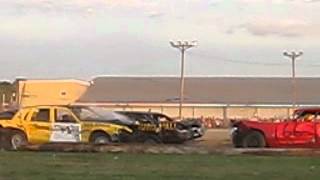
top-left (19, 129), bottom-right (320, 156)
top-left (188, 129), bottom-right (232, 148)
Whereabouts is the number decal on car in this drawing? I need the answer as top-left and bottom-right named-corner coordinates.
top-left (50, 123), bottom-right (81, 142)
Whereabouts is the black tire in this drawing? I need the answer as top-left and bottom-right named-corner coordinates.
top-left (7, 131), bottom-right (28, 150)
top-left (242, 131), bottom-right (266, 148)
top-left (232, 133), bottom-right (244, 148)
top-left (90, 132), bottom-right (111, 145)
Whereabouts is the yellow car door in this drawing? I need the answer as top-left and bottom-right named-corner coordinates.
top-left (26, 107), bottom-right (52, 144)
top-left (50, 107), bottom-right (81, 143)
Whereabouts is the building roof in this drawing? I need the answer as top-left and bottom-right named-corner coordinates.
top-left (18, 79), bottom-right (91, 86)
top-left (77, 76), bottom-right (320, 105)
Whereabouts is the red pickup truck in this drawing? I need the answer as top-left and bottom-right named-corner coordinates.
top-left (231, 108), bottom-right (320, 148)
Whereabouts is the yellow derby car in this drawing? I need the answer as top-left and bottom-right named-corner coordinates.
top-left (0, 105), bottom-right (133, 150)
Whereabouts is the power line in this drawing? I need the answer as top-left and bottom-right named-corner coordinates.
top-left (189, 51), bottom-right (320, 67)
top-left (189, 52), bottom-right (287, 66)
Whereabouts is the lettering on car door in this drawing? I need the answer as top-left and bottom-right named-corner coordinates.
top-left (50, 108), bottom-right (81, 142)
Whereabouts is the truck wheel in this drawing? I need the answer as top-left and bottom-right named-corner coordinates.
top-left (242, 131), bottom-right (266, 148)
top-left (8, 131), bottom-right (28, 150)
top-left (90, 132), bottom-right (111, 145)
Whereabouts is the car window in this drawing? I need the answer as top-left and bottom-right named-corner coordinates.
top-left (155, 114), bottom-right (172, 122)
top-left (314, 115), bottom-right (320, 122)
top-left (133, 114), bottom-right (154, 123)
top-left (72, 107), bottom-right (99, 120)
top-left (71, 106), bottom-right (134, 124)
top-left (55, 109), bottom-right (77, 123)
top-left (0, 111), bottom-right (16, 120)
top-left (296, 112), bottom-right (317, 122)
top-left (31, 109), bottom-right (50, 122)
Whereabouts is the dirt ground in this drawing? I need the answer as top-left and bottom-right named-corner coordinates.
top-left (20, 129), bottom-right (232, 153)
top-left (189, 129), bottom-right (232, 149)
top-left (19, 129), bottom-right (320, 156)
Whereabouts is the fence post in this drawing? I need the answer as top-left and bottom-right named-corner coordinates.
top-left (2, 94), bottom-right (5, 107)
top-left (223, 106), bottom-right (228, 127)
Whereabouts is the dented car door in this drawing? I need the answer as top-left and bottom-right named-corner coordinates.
top-left (276, 121), bottom-right (297, 145)
top-left (293, 121), bottom-right (315, 145)
top-left (50, 107), bottom-right (81, 143)
top-left (26, 108), bottom-right (52, 144)
top-left (276, 120), bottom-right (315, 146)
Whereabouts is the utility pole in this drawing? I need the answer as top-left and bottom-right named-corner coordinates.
top-left (283, 51), bottom-right (303, 109)
top-left (1, 94), bottom-right (5, 108)
top-left (170, 40), bottom-right (197, 119)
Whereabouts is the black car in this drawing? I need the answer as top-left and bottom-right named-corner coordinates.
top-left (116, 111), bottom-right (205, 144)
top-left (70, 106), bottom-right (205, 144)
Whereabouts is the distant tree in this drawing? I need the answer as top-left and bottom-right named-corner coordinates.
top-left (0, 81), bottom-right (15, 106)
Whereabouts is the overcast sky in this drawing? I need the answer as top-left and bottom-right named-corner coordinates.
top-left (1, 0), bottom-right (320, 80)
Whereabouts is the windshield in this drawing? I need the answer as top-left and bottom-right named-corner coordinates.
top-left (293, 110), bottom-right (319, 121)
top-left (71, 106), bottom-right (133, 124)
top-left (0, 110), bottom-right (17, 120)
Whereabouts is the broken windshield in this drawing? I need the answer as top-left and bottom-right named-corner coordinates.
top-left (71, 106), bottom-right (133, 125)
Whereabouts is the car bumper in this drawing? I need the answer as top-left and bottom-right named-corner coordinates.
top-left (176, 129), bottom-right (193, 140)
top-left (190, 126), bottom-right (206, 139)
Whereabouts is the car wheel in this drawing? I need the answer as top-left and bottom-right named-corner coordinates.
top-left (232, 134), bottom-right (243, 148)
top-left (8, 131), bottom-right (28, 150)
top-left (90, 132), bottom-right (111, 145)
top-left (242, 131), bottom-right (266, 148)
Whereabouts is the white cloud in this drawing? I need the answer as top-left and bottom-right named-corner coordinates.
top-left (14, 0), bottom-right (149, 8)
top-left (0, 0), bottom-right (164, 16)
top-left (0, 15), bottom-right (79, 40)
top-left (207, 0), bottom-right (224, 6)
top-left (146, 11), bottom-right (164, 18)
top-left (231, 18), bottom-right (320, 37)
top-left (237, 0), bottom-right (320, 3)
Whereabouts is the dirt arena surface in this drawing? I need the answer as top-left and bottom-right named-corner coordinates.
top-left (22, 129), bottom-right (234, 154)
top-left (20, 129), bottom-right (320, 157)
top-left (192, 129), bottom-right (231, 148)
top-left (195, 129), bottom-right (320, 157)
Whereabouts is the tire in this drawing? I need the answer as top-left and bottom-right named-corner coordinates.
top-left (90, 132), bottom-right (111, 145)
top-left (8, 131), bottom-right (28, 150)
top-left (232, 133), bottom-right (244, 148)
top-left (242, 131), bottom-right (266, 148)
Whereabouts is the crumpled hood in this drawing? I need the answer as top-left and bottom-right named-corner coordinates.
top-left (82, 118), bottom-right (136, 127)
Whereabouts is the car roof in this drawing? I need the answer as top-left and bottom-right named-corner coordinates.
top-left (116, 111), bottom-right (163, 116)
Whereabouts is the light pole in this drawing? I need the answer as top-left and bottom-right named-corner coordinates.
top-left (170, 40), bottom-right (197, 119)
top-left (283, 51), bottom-right (303, 109)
